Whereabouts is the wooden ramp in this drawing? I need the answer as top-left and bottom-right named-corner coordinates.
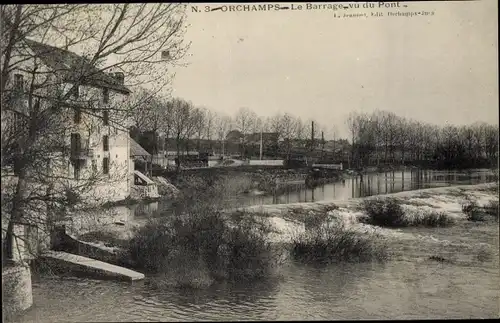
top-left (41, 251), bottom-right (144, 282)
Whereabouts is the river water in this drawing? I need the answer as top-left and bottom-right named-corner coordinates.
top-left (15, 169), bottom-right (500, 322)
top-left (131, 169), bottom-right (498, 216)
top-left (21, 256), bottom-right (500, 321)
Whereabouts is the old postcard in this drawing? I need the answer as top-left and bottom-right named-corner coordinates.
top-left (1, 1), bottom-right (498, 322)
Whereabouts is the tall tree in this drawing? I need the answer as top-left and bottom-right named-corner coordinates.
top-left (1, 3), bottom-right (189, 261)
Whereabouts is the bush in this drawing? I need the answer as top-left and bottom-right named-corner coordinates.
top-left (362, 198), bottom-right (455, 227)
top-left (420, 211), bottom-right (456, 227)
top-left (362, 198), bottom-right (406, 227)
top-left (462, 200), bottom-right (486, 222)
top-left (126, 201), bottom-right (281, 287)
top-left (463, 199), bottom-right (499, 222)
top-left (291, 223), bottom-right (389, 264)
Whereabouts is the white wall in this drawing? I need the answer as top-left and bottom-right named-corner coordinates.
top-left (6, 43), bottom-right (133, 206)
top-left (248, 160), bottom-right (284, 166)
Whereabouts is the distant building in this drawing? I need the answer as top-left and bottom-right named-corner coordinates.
top-left (226, 130), bottom-right (244, 143)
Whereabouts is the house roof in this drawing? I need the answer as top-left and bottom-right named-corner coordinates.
top-left (25, 39), bottom-right (131, 95)
top-left (130, 137), bottom-right (150, 157)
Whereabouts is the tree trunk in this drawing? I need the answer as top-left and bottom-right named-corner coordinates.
top-left (176, 133), bottom-right (181, 172)
top-left (4, 168), bottom-right (28, 261)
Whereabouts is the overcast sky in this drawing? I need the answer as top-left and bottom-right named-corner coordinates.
top-left (170, 1), bottom-right (498, 137)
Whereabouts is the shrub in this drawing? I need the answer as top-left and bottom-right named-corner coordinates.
top-left (362, 198), bottom-right (455, 228)
top-left (362, 198), bottom-right (406, 227)
top-left (291, 223), bottom-right (389, 264)
top-left (420, 211), bottom-right (456, 227)
top-left (462, 199), bottom-right (499, 222)
top-left (462, 200), bottom-right (485, 222)
top-left (126, 204), bottom-right (281, 288)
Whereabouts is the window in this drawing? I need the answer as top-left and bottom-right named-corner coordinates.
top-left (70, 133), bottom-right (81, 156)
top-left (74, 162), bottom-right (81, 180)
top-left (14, 74), bottom-right (24, 91)
top-left (103, 135), bottom-right (109, 151)
top-left (74, 107), bottom-right (82, 124)
top-left (69, 85), bottom-right (79, 99)
top-left (103, 157), bottom-right (109, 175)
top-left (103, 88), bottom-right (109, 104)
top-left (103, 110), bottom-right (109, 126)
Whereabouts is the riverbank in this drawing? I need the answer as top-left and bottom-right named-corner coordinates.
top-left (158, 166), bottom-right (343, 194)
top-left (74, 182), bottom-right (498, 263)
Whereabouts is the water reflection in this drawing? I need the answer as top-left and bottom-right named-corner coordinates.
top-left (233, 169), bottom-right (496, 207)
top-left (124, 169), bottom-right (496, 220)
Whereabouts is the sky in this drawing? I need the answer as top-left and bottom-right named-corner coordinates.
top-left (169, 0), bottom-right (498, 138)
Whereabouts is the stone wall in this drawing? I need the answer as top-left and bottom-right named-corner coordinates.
top-left (62, 206), bottom-right (132, 237)
top-left (52, 227), bottom-right (130, 267)
top-left (130, 184), bottom-right (160, 200)
top-left (2, 264), bottom-right (33, 320)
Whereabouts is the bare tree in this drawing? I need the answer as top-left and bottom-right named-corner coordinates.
top-left (1, 3), bottom-right (189, 262)
top-left (234, 107), bottom-right (257, 158)
top-left (192, 106), bottom-right (206, 151)
top-left (204, 109), bottom-right (217, 152)
top-left (280, 113), bottom-right (298, 160)
top-left (169, 98), bottom-right (199, 169)
top-left (214, 113), bottom-right (231, 156)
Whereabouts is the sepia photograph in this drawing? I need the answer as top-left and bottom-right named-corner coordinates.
top-left (1, 1), bottom-right (498, 321)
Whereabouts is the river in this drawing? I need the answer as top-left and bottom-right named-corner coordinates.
top-left (20, 255), bottom-right (500, 321)
top-left (14, 169), bottom-right (499, 321)
top-left (130, 169), bottom-right (498, 217)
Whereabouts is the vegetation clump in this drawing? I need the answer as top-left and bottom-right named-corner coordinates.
top-left (462, 199), bottom-right (499, 222)
top-left (420, 211), bottom-right (456, 227)
top-left (462, 200), bottom-right (486, 222)
top-left (125, 178), bottom-right (281, 288)
top-left (362, 198), bottom-right (407, 227)
top-left (291, 222), bottom-right (389, 264)
top-left (362, 198), bottom-right (455, 227)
